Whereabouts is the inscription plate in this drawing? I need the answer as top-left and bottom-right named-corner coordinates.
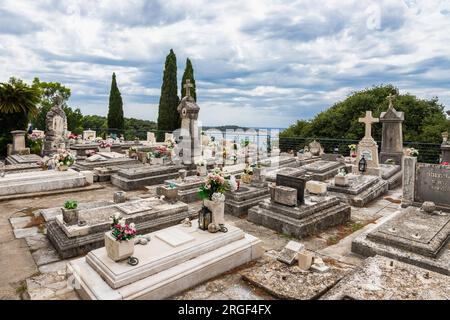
top-left (415, 164), bottom-right (450, 208)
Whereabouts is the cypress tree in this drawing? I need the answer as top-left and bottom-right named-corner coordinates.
top-left (181, 58), bottom-right (196, 101)
top-left (107, 72), bottom-right (124, 134)
top-left (157, 49), bottom-right (179, 140)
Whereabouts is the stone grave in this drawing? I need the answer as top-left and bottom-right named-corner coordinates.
top-left (258, 155), bottom-right (298, 169)
top-left (301, 160), bottom-right (345, 181)
top-left (5, 153), bottom-right (42, 167)
top-left (379, 163), bottom-right (402, 189)
top-left (72, 153), bottom-right (142, 182)
top-left (46, 197), bottom-right (195, 258)
top-left (68, 221), bottom-right (262, 299)
top-left (7, 130), bottom-right (30, 155)
top-left (379, 94), bottom-right (404, 166)
top-left (352, 156), bottom-right (450, 275)
top-left (157, 175), bottom-right (205, 203)
top-left (0, 169), bottom-right (93, 200)
top-left (327, 173), bottom-right (388, 207)
top-left (111, 164), bottom-right (193, 190)
top-left (264, 167), bottom-right (305, 183)
top-left (248, 173), bottom-right (351, 239)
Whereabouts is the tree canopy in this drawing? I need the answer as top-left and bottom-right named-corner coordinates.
top-left (157, 49), bottom-right (179, 139)
top-left (281, 85), bottom-right (449, 143)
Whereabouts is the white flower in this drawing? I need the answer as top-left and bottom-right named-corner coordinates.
top-left (211, 192), bottom-right (225, 202)
top-left (129, 223), bottom-right (136, 229)
top-left (228, 176), bottom-right (238, 191)
top-left (113, 212), bottom-right (121, 220)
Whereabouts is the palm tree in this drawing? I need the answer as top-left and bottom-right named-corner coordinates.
top-left (0, 79), bottom-right (40, 115)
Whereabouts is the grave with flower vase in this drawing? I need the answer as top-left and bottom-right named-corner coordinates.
top-left (46, 195), bottom-right (196, 258)
top-left (156, 175), bottom-right (206, 203)
top-left (352, 156), bottom-right (450, 275)
top-left (248, 173), bottom-right (351, 238)
top-left (68, 218), bottom-right (263, 300)
top-left (225, 167), bottom-right (270, 217)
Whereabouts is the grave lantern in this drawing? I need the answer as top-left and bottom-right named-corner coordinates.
top-left (358, 155), bottom-right (367, 173)
top-left (198, 206), bottom-right (212, 231)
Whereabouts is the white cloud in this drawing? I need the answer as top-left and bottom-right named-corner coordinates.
top-left (0, 0), bottom-right (449, 128)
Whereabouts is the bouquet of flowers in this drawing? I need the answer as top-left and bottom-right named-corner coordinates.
top-left (348, 144), bottom-right (357, 151)
top-left (99, 140), bottom-right (112, 148)
top-left (198, 168), bottom-right (236, 201)
top-left (52, 150), bottom-right (75, 168)
top-left (165, 138), bottom-right (176, 150)
top-left (67, 133), bottom-right (78, 140)
top-left (441, 161), bottom-right (449, 166)
top-left (405, 148), bottom-right (419, 157)
top-left (149, 146), bottom-right (170, 158)
top-left (243, 165), bottom-right (254, 175)
top-left (109, 213), bottom-right (136, 242)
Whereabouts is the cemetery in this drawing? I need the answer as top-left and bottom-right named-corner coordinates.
top-left (0, 3), bottom-right (449, 304)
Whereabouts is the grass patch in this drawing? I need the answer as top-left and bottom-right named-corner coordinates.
top-left (327, 236), bottom-right (339, 245)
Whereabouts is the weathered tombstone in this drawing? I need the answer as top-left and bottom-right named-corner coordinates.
top-left (353, 111), bottom-right (380, 176)
top-left (309, 140), bottom-right (324, 156)
top-left (277, 240), bottom-right (305, 265)
top-left (276, 173), bottom-right (309, 204)
top-left (43, 96), bottom-right (68, 155)
top-left (9, 130), bottom-right (30, 155)
top-left (174, 79), bottom-right (201, 165)
top-left (380, 94), bottom-right (404, 165)
top-left (147, 132), bottom-right (156, 144)
top-left (83, 129), bottom-right (96, 141)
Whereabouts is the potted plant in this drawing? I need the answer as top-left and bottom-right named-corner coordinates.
top-left (128, 146), bottom-right (138, 159)
top-left (161, 182), bottom-right (178, 203)
top-left (148, 146), bottom-right (168, 165)
top-left (198, 168), bottom-right (237, 225)
top-left (196, 159), bottom-right (207, 176)
top-left (334, 168), bottom-right (349, 187)
top-left (62, 200), bottom-right (78, 225)
top-left (405, 147), bottom-right (419, 157)
top-left (53, 150), bottom-right (75, 171)
top-left (98, 140), bottom-right (112, 152)
top-left (348, 144), bottom-right (357, 157)
top-left (105, 213), bottom-right (137, 262)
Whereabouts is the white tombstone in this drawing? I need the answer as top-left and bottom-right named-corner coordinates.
top-left (83, 129), bottom-right (96, 141)
top-left (164, 133), bottom-right (174, 142)
top-left (147, 132), bottom-right (156, 144)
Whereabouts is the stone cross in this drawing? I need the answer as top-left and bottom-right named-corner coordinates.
top-left (359, 111), bottom-right (379, 139)
top-left (387, 94), bottom-right (396, 109)
top-left (184, 79), bottom-right (193, 98)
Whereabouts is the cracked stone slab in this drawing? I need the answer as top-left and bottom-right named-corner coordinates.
top-left (31, 247), bottom-right (61, 266)
top-left (9, 216), bottom-right (32, 229)
top-left (25, 233), bottom-right (51, 252)
top-left (321, 255), bottom-right (450, 300)
top-left (241, 255), bottom-right (355, 300)
top-left (26, 271), bottom-right (73, 300)
top-left (13, 227), bottom-right (39, 239)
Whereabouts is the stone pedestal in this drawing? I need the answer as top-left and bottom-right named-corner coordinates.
top-left (68, 222), bottom-right (262, 299)
top-left (441, 144), bottom-right (450, 163)
top-left (10, 130), bottom-right (30, 155)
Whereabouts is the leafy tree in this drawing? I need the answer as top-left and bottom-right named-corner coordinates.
top-left (281, 85), bottom-right (449, 143)
top-left (157, 49), bottom-right (179, 140)
top-left (181, 58), bottom-right (196, 101)
top-left (107, 72), bottom-right (125, 134)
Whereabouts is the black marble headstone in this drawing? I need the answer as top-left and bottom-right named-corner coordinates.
top-left (276, 174), bottom-right (310, 204)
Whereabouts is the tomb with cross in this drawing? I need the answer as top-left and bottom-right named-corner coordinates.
top-left (174, 79), bottom-right (201, 166)
top-left (353, 111), bottom-right (381, 176)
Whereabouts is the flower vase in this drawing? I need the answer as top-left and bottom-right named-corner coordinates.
top-left (104, 232), bottom-right (134, 262)
top-left (204, 199), bottom-right (225, 225)
top-left (350, 150), bottom-right (357, 158)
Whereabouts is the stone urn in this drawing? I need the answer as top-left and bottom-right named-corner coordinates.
top-left (197, 165), bottom-right (207, 176)
top-left (104, 232), bottom-right (134, 262)
top-left (204, 199), bottom-right (225, 225)
top-left (334, 175), bottom-right (349, 187)
top-left (62, 208), bottom-right (78, 225)
top-left (178, 169), bottom-right (187, 181)
top-left (161, 186), bottom-right (178, 203)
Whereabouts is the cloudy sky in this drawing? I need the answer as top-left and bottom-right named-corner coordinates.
top-left (1, 0), bottom-right (449, 128)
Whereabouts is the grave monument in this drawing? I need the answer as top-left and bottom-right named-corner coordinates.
top-left (353, 111), bottom-right (380, 176)
top-left (379, 94), bottom-right (404, 165)
top-left (43, 96), bottom-right (68, 155)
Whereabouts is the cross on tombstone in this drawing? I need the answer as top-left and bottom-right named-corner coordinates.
top-left (387, 94), bottom-right (396, 109)
top-left (359, 111), bottom-right (379, 139)
top-left (184, 79), bottom-right (193, 98)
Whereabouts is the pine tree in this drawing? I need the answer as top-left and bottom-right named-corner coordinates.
top-left (107, 72), bottom-right (124, 134)
top-left (181, 58), bottom-right (196, 101)
top-left (157, 49), bottom-right (179, 140)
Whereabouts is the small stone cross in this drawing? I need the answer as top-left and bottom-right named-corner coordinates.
top-left (184, 79), bottom-right (193, 98)
top-left (387, 94), bottom-right (396, 108)
top-left (359, 111), bottom-right (379, 139)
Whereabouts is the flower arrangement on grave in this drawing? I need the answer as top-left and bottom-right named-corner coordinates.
top-left (242, 165), bottom-right (254, 184)
top-left (405, 147), bottom-right (419, 157)
top-left (149, 146), bottom-right (170, 158)
top-left (441, 161), bottom-right (449, 166)
top-left (26, 132), bottom-right (43, 155)
top-left (198, 168), bottom-right (235, 201)
top-left (109, 213), bottom-right (137, 242)
top-left (348, 144), bottom-right (357, 157)
top-left (67, 133), bottom-right (78, 140)
top-left (128, 146), bottom-right (138, 158)
top-left (337, 168), bottom-right (347, 176)
top-left (165, 138), bottom-right (176, 150)
top-left (53, 150), bottom-right (75, 171)
top-left (99, 140), bottom-right (112, 149)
